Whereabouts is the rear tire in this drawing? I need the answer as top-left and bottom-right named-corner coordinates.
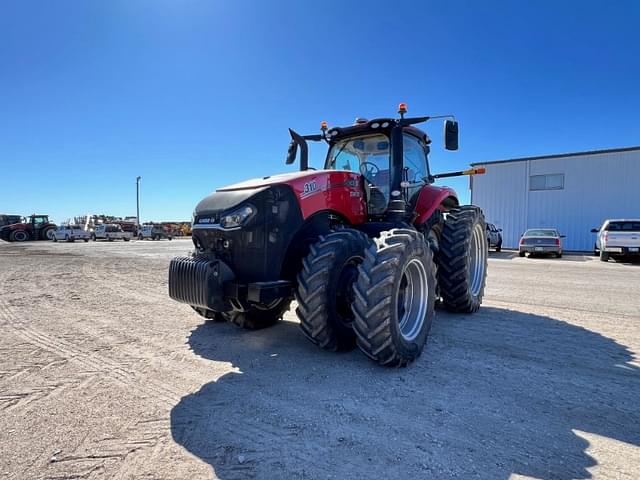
top-left (437, 206), bottom-right (488, 313)
top-left (139, 234), bottom-right (144, 240)
top-left (519, 251), bottom-right (525, 257)
top-left (600, 251), bottom-right (609, 262)
top-left (226, 299), bottom-right (291, 330)
top-left (123, 237), bottom-right (130, 242)
top-left (495, 240), bottom-right (502, 252)
top-left (296, 228), bottom-right (370, 351)
top-left (352, 228), bottom-right (436, 367)
top-left (10, 230), bottom-right (29, 242)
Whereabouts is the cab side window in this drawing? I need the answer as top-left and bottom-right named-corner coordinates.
top-left (402, 134), bottom-right (429, 200)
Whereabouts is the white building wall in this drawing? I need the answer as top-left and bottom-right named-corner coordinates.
top-left (471, 149), bottom-right (640, 251)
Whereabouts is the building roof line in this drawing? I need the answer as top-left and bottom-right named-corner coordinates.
top-left (470, 145), bottom-right (640, 166)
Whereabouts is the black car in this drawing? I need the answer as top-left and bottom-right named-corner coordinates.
top-left (486, 223), bottom-right (502, 252)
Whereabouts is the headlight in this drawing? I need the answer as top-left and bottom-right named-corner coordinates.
top-left (220, 205), bottom-right (255, 229)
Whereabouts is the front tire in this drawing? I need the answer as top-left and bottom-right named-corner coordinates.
top-left (296, 228), bottom-right (370, 351)
top-left (352, 229), bottom-right (436, 367)
top-left (438, 206), bottom-right (488, 313)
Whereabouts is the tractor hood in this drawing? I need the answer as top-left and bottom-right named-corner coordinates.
top-left (194, 170), bottom-right (322, 215)
top-left (194, 168), bottom-right (366, 224)
top-left (194, 186), bottom-right (269, 215)
top-left (216, 170), bottom-right (321, 192)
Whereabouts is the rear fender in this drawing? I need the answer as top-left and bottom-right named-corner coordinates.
top-left (414, 185), bottom-right (459, 226)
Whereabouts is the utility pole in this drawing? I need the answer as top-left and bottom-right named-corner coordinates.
top-left (136, 176), bottom-right (141, 228)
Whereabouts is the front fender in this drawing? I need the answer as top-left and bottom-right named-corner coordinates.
top-left (413, 185), bottom-right (459, 225)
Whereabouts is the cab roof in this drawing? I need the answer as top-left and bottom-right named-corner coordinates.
top-left (326, 118), bottom-right (431, 144)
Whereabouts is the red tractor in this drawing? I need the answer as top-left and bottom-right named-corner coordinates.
top-left (169, 105), bottom-right (488, 366)
top-left (0, 214), bottom-right (57, 242)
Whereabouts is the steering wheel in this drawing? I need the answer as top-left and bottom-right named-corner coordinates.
top-left (359, 161), bottom-right (380, 178)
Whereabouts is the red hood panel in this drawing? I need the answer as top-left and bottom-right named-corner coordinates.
top-left (217, 169), bottom-right (367, 224)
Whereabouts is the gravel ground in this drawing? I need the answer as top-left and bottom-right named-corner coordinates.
top-left (0, 239), bottom-right (638, 480)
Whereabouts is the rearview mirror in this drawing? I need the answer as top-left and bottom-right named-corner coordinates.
top-left (498, 228), bottom-right (502, 232)
top-left (590, 228), bottom-right (598, 233)
top-left (285, 140), bottom-right (298, 165)
top-left (444, 120), bottom-right (459, 151)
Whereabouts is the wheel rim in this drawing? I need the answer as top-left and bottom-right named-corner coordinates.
top-left (46, 229), bottom-right (55, 240)
top-left (397, 258), bottom-right (428, 341)
top-left (334, 255), bottom-right (363, 327)
top-left (469, 223), bottom-right (487, 297)
top-left (15, 231), bottom-right (27, 241)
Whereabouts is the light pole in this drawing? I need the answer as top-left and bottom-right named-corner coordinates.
top-left (136, 176), bottom-right (141, 228)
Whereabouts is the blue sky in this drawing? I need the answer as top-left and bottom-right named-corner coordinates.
top-left (2, 1), bottom-right (639, 223)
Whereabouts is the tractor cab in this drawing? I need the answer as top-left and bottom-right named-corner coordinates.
top-left (324, 121), bottom-right (433, 216)
top-left (287, 103), bottom-right (460, 221)
top-left (28, 215), bottom-right (50, 227)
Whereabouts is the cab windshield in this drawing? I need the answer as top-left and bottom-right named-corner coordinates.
top-left (326, 134), bottom-right (390, 212)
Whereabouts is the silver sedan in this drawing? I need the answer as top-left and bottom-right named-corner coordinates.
top-left (518, 228), bottom-right (565, 258)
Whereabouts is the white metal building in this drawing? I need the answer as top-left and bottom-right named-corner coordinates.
top-left (470, 146), bottom-right (640, 251)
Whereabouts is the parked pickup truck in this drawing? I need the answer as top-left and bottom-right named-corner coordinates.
top-left (53, 225), bottom-right (91, 242)
top-left (138, 225), bottom-right (172, 241)
top-left (592, 219), bottom-right (640, 262)
top-left (92, 224), bottom-right (132, 242)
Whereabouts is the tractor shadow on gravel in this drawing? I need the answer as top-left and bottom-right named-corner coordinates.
top-left (170, 307), bottom-right (639, 479)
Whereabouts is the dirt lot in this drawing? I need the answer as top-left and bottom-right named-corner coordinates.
top-left (0, 239), bottom-right (638, 480)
